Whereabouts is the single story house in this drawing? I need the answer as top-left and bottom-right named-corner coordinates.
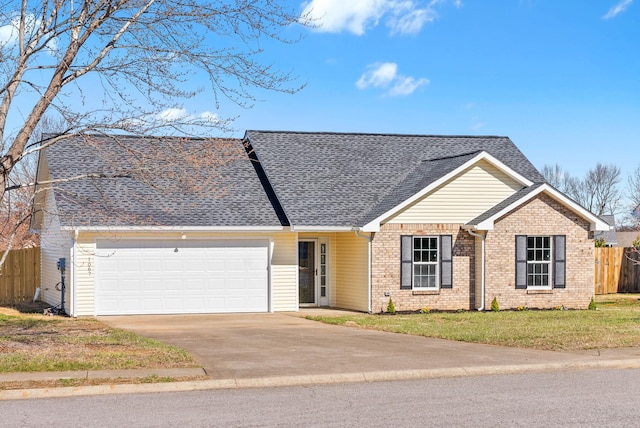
top-left (32, 131), bottom-right (609, 316)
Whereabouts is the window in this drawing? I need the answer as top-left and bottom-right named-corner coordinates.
top-left (413, 237), bottom-right (439, 288)
top-left (401, 235), bottom-right (452, 290)
top-left (527, 236), bottom-right (551, 287)
top-left (515, 235), bottom-right (565, 290)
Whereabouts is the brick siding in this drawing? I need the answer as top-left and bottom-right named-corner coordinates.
top-left (484, 194), bottom-right (593, 310)
top-left (370, 194), bottom-right (594, 312)
top-left (371, 223), bottom-right (476, 312)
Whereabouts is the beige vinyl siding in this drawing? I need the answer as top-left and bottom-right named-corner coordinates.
top-left (73, 236), bottom-right (97, 316)
top-left (72, 230), bottom-right (297, 316)
top-left (334, 232), bottom-right (369, 312)
top-left (387, 160), bottom-right (524, 224)
top-left (39, 186), bottom-right (72, 310)
top-left (270, 232), bottom-right (298, 311)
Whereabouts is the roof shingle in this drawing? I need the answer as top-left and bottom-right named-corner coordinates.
top-left (245, 131), bottom-right (545, 228)
top-left (42, 134), bottom-right (282, 228)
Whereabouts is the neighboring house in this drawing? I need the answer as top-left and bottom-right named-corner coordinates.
top-left (616, 231), bottom-right (640, 248)
top-left (32, 131), bottom-right (609, 316)
top-left (594, 215), bottom-right (617, 246)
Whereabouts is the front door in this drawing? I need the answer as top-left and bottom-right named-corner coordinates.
top-left (298, 241), bottom-right (316, 305)
top-left (298, 240), bottom-right (330, 307)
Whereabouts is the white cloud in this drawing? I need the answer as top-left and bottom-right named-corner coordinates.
top-left (356, 62), bottom-right (428, 96)
top-left (388, 75), bottom-right (429, 96)
top-left (0, 15), bottom-right (24, 46)
top-left (156, 108), bottom-right (221, 125)
top-left (356, 62), bottom-right (398, 89)
top-left (301, 0), bottom-right (388, 35)
top-left (603, 0), bottom-right (633, 19)
top-left (158, 107), bottom-right (189, 122)
top-left (301, 0), bottom-right (461, 35)
top-left (387, 8), bottom-right (436, 35)
top-left (199, 111), bottom-right (219, 123)
top-left (0, 13), bottom-right (57, 54)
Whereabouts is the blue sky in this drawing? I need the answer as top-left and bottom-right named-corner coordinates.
top-left (2, 1), bottom-right (637, 193)
top-left (213, 0), bottom-right (639, 187)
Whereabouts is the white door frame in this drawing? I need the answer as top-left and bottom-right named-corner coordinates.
top-left (298, 238), bottom-right (330, 307)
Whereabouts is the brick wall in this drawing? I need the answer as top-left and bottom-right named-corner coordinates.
top-left (370, 194), bottom-right (594, 312)
top-left (484, 194), bottom-right (593, 310)
top-left (371, 223), bottom-right (476, 312)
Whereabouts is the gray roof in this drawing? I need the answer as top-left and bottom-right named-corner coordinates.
top-left (42, 134), bottom-right (282, 227)
top-left (466, 184), bottom-right (543, 226)
top-left (616, 231), bottom-right (639, 248)
top-left (245, 131), bottom-right (545, 228)
top-left (594, 214), bottom-right (617, 245)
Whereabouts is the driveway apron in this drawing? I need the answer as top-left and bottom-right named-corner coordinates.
top-left (100, 313), bottom-right (625, 380)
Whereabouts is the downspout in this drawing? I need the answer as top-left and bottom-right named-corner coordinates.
top-left (354, 230), bottom-right (373, 314)
top-left (466, 229), bottom-right (486, 311)
top-left (70, 230), bottom-right (78, 318)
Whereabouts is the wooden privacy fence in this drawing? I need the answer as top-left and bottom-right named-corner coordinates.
top-left (0, 247), bottom-right (40, 305)
top-left (594, 247), bottom-right (640, 294)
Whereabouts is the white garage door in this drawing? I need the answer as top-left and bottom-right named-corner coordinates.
top-left (95, 239), bottom-right (269, 315)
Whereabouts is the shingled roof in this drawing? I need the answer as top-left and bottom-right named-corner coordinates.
top-left (245, 131), bottom-right (546, 228)
top-left (40, 134), bottom-right (282, 228)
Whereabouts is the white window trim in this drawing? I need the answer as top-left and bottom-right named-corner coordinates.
top-left (526, 236), bottom-right (553, 290)
top-left (413, 236), bottom-right (439, 290)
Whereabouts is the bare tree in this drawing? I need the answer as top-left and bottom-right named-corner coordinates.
top-left (570, 163), bottom-right (621, 217)
top-left (0, 1), bottom-right (308, 259)
top-left (1, 116), bottom-right (67, 251)
top-left (540, 163), bottom-right (577, 194)
top-left (628, 165), bottom-right (640, 212)
top-left (542, 162), bottom-right (621, 216)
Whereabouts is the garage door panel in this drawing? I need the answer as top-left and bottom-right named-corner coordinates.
top-left (143, 259), bottom-right (162, 271)
top-left (142, 279), bottom-right (162, 292)
top-left (164, 279), bottom-right (184, 292)
top-left (95, 239), bottom-right (269, 315)
top-left (184, 259), bottom-right (205, 272)
top-left (164, 259), bottom-right (184, 272)
top-left (162, 297), bottom-right (183, 312)
top-left (185, 279), bottom-right (205, 290)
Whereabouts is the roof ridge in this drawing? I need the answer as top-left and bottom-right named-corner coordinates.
top-left (246, 130), bottom-right (509, 139)
top-left (45, 133), bottom-right (239, 142)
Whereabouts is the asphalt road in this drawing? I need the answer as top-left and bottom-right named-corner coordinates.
top-left (3, 369), bottom-right (640, 427)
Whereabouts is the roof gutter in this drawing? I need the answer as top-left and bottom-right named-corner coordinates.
top-left (60, 226), bottom-right (285, 232)
top-left (465, 227), bottom-right (486, 311)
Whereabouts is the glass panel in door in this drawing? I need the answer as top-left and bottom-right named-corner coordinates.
top-left (298, 241), bottom-right (316, 304)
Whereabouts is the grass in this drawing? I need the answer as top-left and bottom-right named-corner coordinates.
top-left (307, 294), bottom-right (640, 351)
top-left (0, 307), bottom-right (198, 373)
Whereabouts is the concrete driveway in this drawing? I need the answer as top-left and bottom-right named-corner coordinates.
top-left (99, 312), bottom-right (635, 380)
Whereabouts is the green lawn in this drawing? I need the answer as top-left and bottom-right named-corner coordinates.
top-left (307, 294), bottom-right (640, 351)
top-left (0, 309), bottom-right (198, 373)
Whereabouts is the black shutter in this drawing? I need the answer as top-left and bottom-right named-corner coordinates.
top-left (515, 235), bottom-right (527, 289)
top-left (400, 236), bottom-right (413, 290)
top-left (553, 235), bottom-right (566, 289)
top-left (440, 235), bottom-right (453, 289)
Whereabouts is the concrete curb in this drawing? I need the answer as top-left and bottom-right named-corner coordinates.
top-left (0, 367), bottom-right (206, 385)
top-left (3, 358), bottom-right (640, 401)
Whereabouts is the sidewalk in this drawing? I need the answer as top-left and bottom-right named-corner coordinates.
top-left (3, 311), bottom-right (640, 400)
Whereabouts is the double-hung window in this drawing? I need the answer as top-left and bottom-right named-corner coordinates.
top-left (413, 237), bottom-right (439, 288)
top-left (527, 236), bottom-right (551, 288)
top-left (401, 235), bottom-right (453, 290)
top-left (516, 235), bottom-right (565, 290)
